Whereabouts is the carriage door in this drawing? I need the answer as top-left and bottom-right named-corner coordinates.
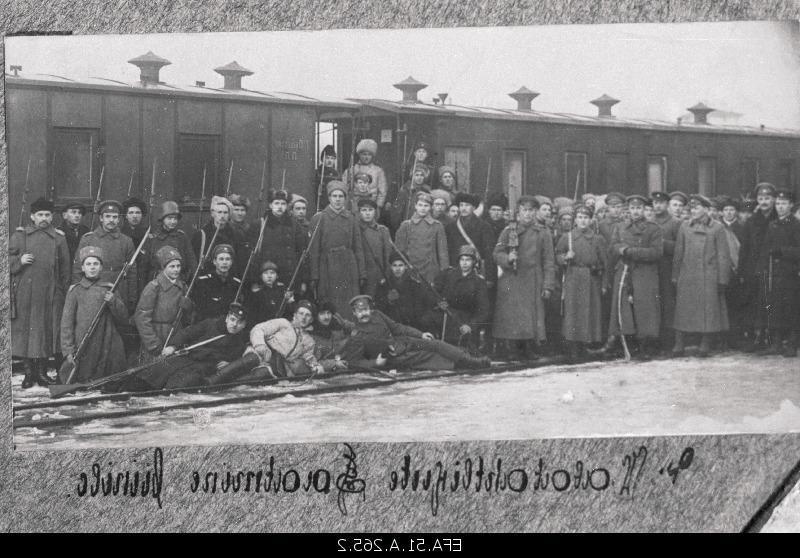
top-left (444, 147), bottom-right (472, 192)
top-left (503, 150), bottom-right (526, 215)
top-left (51, 127), bottom-right (101, 204)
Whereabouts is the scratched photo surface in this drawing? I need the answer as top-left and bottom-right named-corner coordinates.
top-left (5, 22), bottom-right (800, 454)
top-left (2, 8), bottom-right (800, 533)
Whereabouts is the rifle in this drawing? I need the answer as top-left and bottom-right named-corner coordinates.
top-left (162, 223), bottom-right (222, 350)
top-left (257, 157), bottom-right (267, 219)
top-left (618, 264), bottom-right (632, 361)
top-left (50, 334), bottom-right (226, 398)
top-left (148, 159), bottom-right (157, 228)
top-left (573, 170), bottom-right (582, 203)
top-left (89, 166), bottom-right (105, 230)
top-left (225, 159), bottom-right (234, 197)
top-left (60, 229), bottom-right (151, 385)
top-left (11, 157), bottom-right (33, 321)
top-left (315, 155), bottom-right (327, 214)
top-left (385, 237), bottom-right (465, 327)
top-left (127, 169), bottom-right (135, 198)
top-left (277, 217), bottom-right (323, 317)
top-left (766, 255), bottom-right (773, 339)
top-left (197, 164), bottom-right (207, 230)
top-left (235, 213), bottom-right (267, 303)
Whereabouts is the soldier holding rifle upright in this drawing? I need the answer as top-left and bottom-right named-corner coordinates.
top-left (10, 197), bottom-right (71, 388)
top-left (145, 201), bottom-right (196, 282)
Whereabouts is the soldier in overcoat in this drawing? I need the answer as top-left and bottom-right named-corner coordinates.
top-left (738, 183), bottom-right (779, 352)
top-left (191, 244), bottom-right (242, 322)
top-left (192, 196), bottom-right (246, 277)
top-left (245, 260), bottom-right (293, 325)
top-left (58, 201), bottom-right (89, 263)
top-left (719, 197), bottom-right (745, 348)
top-left (228, 193), bottom-right (255, 272)
top-left (145, 201), bottom-right (197, 283)
top-left (555, 205), bottom-right (609, 362)
top-left (357, 198), bottom-right (393, 298)
top-left (290, 195), bottom-right (311, 238)
top-left (308, 181), bottom-right (367, 320)
top-left (121, 196), bottom-right (150, 297)
top-left (10, 197), bottom-right (71, 387)
top-left (73, 200), bottom-right (138, 313)
top-left (395, 191), bottom-right (449, 284)
top-left (250, 189), bottom-right (308, 294)
top-left (315, 145), bottom-right (341, 212)
top-left (445, 192), bottom-right (497, 286)
top-left (122, 303), bottom-right (250, 391)
top-left (651, 191), bottom-right (683, 352)
top-left (391, 165), bottom-right (432, 232)
top-left (422, 245), bottom-right (490, 351)
top-left (493, 195), bottom-right (556, 360)
top-left (605, 195), bottom-right (664, 359)
top-left (134, 246), bottom-right (193, 362)
top-left (431, 189), bottom-right (454, 228)
top-left (755, 188), bottom-right (800, 357)
top-left (59, 246), bottom-right (128, 384)
top-left (375, 252), bottom-right (428, 329)
top-left (341, 139), bottom-right (388, 213)
top-left (671, 195), bottom-right (732, 357)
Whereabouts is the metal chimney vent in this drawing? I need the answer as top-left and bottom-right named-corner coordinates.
top-left (393, 76), bottom-right (428, 103)
top-left (508, 86), bottom-right (539, 111)
top-left (590, 94), bottom-right (620, 118)
top-left (214, 61), bottom-right (254, 90)
top-left (128, 51), bottom-right (171, 86)
top-left (687, 102), bottom-right (715, 125)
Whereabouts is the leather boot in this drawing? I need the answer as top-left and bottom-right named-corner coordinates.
top-left (35, 359), bottom-right (55, 387)
top-left (506, 340), bottom-right (523, 362)
top-left (455, 354), bottom-right (492, 370)
top-left (782, 332), bottom-right (797, 358)
top-left (756, 330), bottom-right (782, 357)
top-left (697, 334), bottom-right (712, 358)
top-left (207, 353), bottom-right (261, 385)
top-left (21, 359), bottom-right (36, 389)
top-left (671, 331), bottom-right (686, 357)
top-left (523, 340), bottom-right (540, 361)
top-left (565, 341), bottom-right (579, 364)
top-left (742, 330), bottom-right (764, 353)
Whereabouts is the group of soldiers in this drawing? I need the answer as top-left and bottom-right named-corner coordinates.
top-left (10, 139), bottom-right (800, 393)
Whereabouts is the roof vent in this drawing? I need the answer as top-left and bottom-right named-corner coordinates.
top-left (687, 102), bottom-right (715, 125)
top-left (214, 61), bottom-right (254, 90)
top-left (393, 76), bottom-right (428, 103)
top-left (438, 93), bottom-right (449, 104)
top-left (9, 65), bottom-right (22, 77)
top-left (590, 94), bottom-right (620, 118)
top-left (128, 51), bottom-right (171, 86)
top-left (196, 81), bottom-right (205, 87)
top-left (508, 86), bottom-right (539, 111)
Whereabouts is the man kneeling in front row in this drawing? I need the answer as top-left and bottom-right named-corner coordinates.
top-left (344, 294), bottom-right (491, 371)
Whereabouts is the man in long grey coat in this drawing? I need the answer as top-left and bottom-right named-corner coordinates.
top-left (10, 197), bottom-right (71, 388)
top-left (671, 195), bottom-right (732, 357)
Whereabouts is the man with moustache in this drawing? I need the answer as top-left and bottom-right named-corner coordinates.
top-left (58, 201), bottom-right (89, 263)
top-left (10, 197), bottom-right (71, 388)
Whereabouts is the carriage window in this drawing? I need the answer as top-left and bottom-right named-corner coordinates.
top-left (777, 159), bottom-right (794, 190)
top-left (697, 157), bottom-right (716, 195)
top-left (604, 153), bottom-right (628, 193)
top-left (741, 158), bottom-right (759, 197)
top-left (564, 152), bottom-right (587, 198)
top-left (177, 134), bottom-right (221, 203)
top-left (443, 147), bottom-right (471, 192)
top-left (503, 150), bottom-right (526, 214)
top-left (51, 127), bottom-right (101, 202)
top-left (647, 156), bottom-right (668, 193)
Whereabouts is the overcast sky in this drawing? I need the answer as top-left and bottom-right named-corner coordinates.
top-left (6, 20), bottom-right (800, 128)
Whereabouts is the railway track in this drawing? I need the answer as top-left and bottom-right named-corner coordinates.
top-left (13, 356), bottom-right (571, 431)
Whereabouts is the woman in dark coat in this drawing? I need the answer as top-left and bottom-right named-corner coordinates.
top-left (59, 246), bottom-right (128, 384)
top-left (671, 195), bottom-right (732, 357)
top-left (555, 205), bottom-right (609, 362)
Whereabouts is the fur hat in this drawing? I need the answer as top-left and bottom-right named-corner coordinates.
top-left (268, 190), bottom-right (289, 204)
top-left (295, 299), bottom-right (316, 315)
top-left (290, 194), bottom-right (308, 208)
top-left (533, 195), bottom-right (553, 208)
top-left (156, 246), bottom-right (182, 269)
top-left (458, 245), bottom-right (478, 260)
top-left (517, 195), bottom-right (540, 209)
top-left (79, 245), bottom-right (103, 264)
top-left (123, 197), bottom-right (148, 214)
top-left (668, 191), bottom-right (689, 205)
top-left (574, 204), bottom-right (594, 218)
top-left (326, 180), bottom-right (347, 196)
top-left (486, 193), bottom-right (508, 210)
top-left (430, 189), bottom-right (453, 205)
top-left (356, 139), bottom-right (378, 156)
top-left (228, 194), bottom-right (251, 208)
top-left (438, 165), bottom-right (456, 180)
top-left (410, 163), bottom-right (431, 179)
top-left (320, 144), bottom-right (337, 160)
top-left (349, 294), bottom-right (373, 308)
top-left (227, 302), bottom-right (247, 321)
top-left (30, 197), bottom-right (55, 213)
top-left (454, 192), bottom-right (481, 207)
top-left (354, 172), bottom-right (372, 184)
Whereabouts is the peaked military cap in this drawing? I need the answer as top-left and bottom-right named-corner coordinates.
top-left (212, 244), bottom-right (235, 258)
top-left (79, 245), bottom-right (103, 263)
top-left (349, 294), bottom-right (374, 308)
top-left (227, 302), bottom-right (247, 321)
top-left (516, 195), bottom-right (540, 209)
top-left (754, 182), bottom-right (777, 197)
top-left (320, 144), bottom-right (337, 160)
top-left (156, 246), bottom-right (182, 268)
top-left (260, 260), bottom-right (279, 273)
top-left (414, 141), bottom-right (430, 153)
top-left (357, 197), bottom-right (378, 210)
top-left (97, 200), bottom-right (123, 215)
top-left (626, 194), bottom-right (650, 206)
top-left (30, 197), bottom-right (55, 213)
top-left (605, 192), bottom-right (626, 206)
top-left (689, 194), bottom-right (712, 208)
top-left (295, 299), bottom-right (316, 315)
top-left (574, 204), bottom-right (594, 218)
top-left (776, 188), bottom-right (795, 203)
top-left (62, 201), bottom-right (86, 214)
top-left (650, 191), bottom-right (670, 203)
top-left (668, 191), bottom-right (689, 205)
